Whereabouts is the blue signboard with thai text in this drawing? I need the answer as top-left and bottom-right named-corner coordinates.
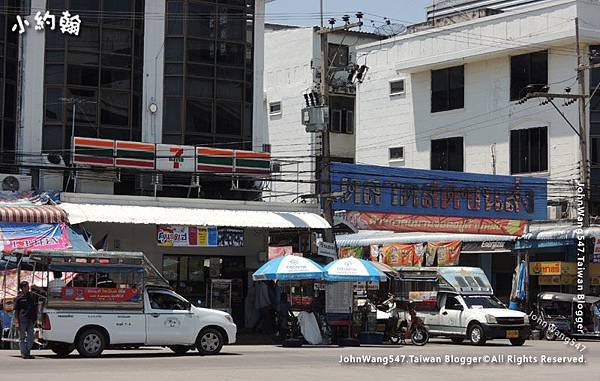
top-left (330, 162), bottom-right (547, 221)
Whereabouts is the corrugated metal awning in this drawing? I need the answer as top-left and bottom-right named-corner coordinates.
top-left (336, 230), bottom-right (516, 247)
top-left (520, 226), bottom-right (600, 240)
top-left (60, 202), bottom-right (330, 229)
top-left (0, 205), bottom-right (68, 224)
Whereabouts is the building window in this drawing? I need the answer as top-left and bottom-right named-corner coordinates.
top-left (510, 126), bottom-right (548, 174)
top-left (390, 79), bottom-right (405, 96)
top-left (328, 43), bottom-right (349, 68)
top-left (431, 137), bottom-right (463, 171)
top-left (431, 66), bottom-right (464, 113)
top-left (163, 0), bottom-right (254, 149)
top-left (510, 50), bottom-right (548, 101)
top-left (43, 0), bottom-right (145, 156)
top-left (329, 96), bottom-right (354, 134)
top-left (389, 146), bottom-right (404, 161)
top-left (269, 101), bottom-right (281, 115)
top-left (591, 136), bottom-right (600, 167)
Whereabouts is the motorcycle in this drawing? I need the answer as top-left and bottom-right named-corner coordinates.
top-left (379, 298), bottom-right (429, 346)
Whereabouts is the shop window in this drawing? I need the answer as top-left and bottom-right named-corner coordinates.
top-left (431, 65), bottom-right (464, 113)
top-left (431, 137), bottom-right (463, 172)
top-left (510, 50), bottom-right (548, 101)
top-left (510, 126), bottom-right (548, 174)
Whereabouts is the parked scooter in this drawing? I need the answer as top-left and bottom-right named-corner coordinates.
top-left (379, 298), bottom-right (429, 346)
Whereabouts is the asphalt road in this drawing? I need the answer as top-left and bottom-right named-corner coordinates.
top-left (1, 339), bottom-right (599, 381)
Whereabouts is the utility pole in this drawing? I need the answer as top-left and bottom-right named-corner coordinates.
top-left (575, 17), bottom-right (590, 227)
top-left (317, 15), bottom-right (363, 244)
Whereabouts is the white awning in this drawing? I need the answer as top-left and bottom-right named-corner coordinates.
top-left (60, 202), bottom-right (330, 229)
top-left (336, 230), bottom-right (516, 247)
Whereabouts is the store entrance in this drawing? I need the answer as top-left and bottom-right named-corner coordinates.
top-left (161, 255), bottom-right (246, 326)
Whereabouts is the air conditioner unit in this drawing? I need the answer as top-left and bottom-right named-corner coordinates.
top-left (0, 174), bottom-right (32, 192)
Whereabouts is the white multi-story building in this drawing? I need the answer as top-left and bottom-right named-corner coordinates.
top-left (263, 24), bottom-right (380, 202)
top-left (355, 0), bottom-right (600, 215)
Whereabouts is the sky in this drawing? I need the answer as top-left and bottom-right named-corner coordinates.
top-left (265, 0), bottom-right (432, 29)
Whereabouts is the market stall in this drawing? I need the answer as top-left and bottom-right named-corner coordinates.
top-left (323, 257), bottom-right (387, 346)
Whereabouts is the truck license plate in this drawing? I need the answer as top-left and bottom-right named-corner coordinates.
top-left (506, 330), bottom-right (519, 338)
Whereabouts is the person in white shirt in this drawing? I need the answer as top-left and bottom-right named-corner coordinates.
top-left (48, 271), bottom-right (65, 297)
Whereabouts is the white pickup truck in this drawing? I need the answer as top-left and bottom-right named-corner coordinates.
top-left (26, 250), bottom-right (236, 358)
top-left (42, 286), bottom-right (237, 357)
top-left (399, 267), bottom-right (529, 346)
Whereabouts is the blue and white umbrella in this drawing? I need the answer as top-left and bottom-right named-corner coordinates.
top-left (324, 257), bottom-right (387, 282)
top-left (252, 255), bottom-right (324, 281)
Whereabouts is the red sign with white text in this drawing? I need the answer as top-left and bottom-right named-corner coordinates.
top-left (346, 211), bottom-right (525, 236)
top-left (60, 287), bottom-right (141, 303)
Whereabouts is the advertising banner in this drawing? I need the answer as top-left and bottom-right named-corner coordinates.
top-left (60, 287), bottom-right (141, 303)
top-left (346, 211), bottom-right (525, 236)
top-left (0, 223), bottom-right (70, 252)
top-left (156, 144), bottom-right (195, 172)
top-left (369, 245), bottom-right (380, 261)
top-left (338, 246), bottom-right (363, 259)
top-left (382, 244), bottom-right (415, 267)
top-left (331, 162), bottom-right (547, 221)
top-left (428, 241), bottom-right (461, 266)
top-left (529, 261), bottom-right (562, 276)
top-left (268, 246), bottom-right (293, 260)
top-left (157, 225), bottom-right (233, 247)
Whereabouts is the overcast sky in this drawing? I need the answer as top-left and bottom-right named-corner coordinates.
top-left (265, 0), bottom-right (432, 28)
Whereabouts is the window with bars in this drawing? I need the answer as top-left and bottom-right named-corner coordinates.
top-left (510, 50), bottom-right (548, 101)
top-left (431, 66), bottom-right (464, 113)
top-left (510, 127), bottom-right (548, 174)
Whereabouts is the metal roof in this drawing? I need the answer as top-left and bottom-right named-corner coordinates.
top-left (60, 202), bottom-right (330, 229)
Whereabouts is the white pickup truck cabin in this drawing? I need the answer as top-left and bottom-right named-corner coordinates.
top-left (397, 267), bottom-right (529, 346)
top-left (27, 251), bottom-right (236, 357)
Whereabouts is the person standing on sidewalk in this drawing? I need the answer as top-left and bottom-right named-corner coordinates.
top-left (14, 281), bottom-right (37, 359)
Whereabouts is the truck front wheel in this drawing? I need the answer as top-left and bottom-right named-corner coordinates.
top-left (196, 328), bottom-right (224, 355)
top-left (468, 323), bottom-right (487, 346)
top-left (76, 328), bottom-right (107, 358)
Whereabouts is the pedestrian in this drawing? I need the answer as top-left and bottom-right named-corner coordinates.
top-left (254, 281), bottom-right (274, 334)
top-left (593, 302), bottom-right (600, 333)
top-left (14, 281), bottom-right (37, 359)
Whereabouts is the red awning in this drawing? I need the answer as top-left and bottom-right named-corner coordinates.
top-left (0, 205), bottom-right (68, 224)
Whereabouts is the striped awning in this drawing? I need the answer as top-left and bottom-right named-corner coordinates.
top-left (0, 205), bottom-right (68, 224)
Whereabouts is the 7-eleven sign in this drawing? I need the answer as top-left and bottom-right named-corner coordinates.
top-left (156, 144), bottom-right (195, 172)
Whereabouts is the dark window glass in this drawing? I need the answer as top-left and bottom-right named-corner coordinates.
top-left (216, 66), bottom-right (243, 80)
top-left (100, 91), bottom-right (129, 127)
top-left (218, 6), bottom-right (244, 41)
top-left (216, 81), bottom-right (242, 100)
top-left (67, 65), bottom-right (99, 87)
top-left (166, 63), bottom-right (184, 75)
top-left (45, 65), bottom-right (64, 85)
top-left (510, 51), bottom-right (548, 101)
top-left (43, 125), bottom-right (63, 152)
top-left (101, 29), bottom-right (132, 55)
top-left (67, 52), bottom-right (99, 66)
top-left (165, 77), bottom-right (183, 96)
top-left (188, 3), bottom-right (216, 38)
top-left (390, 80), bottom-right (405, 95)
top-left (592, 136), bottom-right (600, 166)
top-left (101, 68), bottom-right (131, 89)
top-left (68, 26), bottom-right (100, 51)
top-left (188, 77), bottom-right (214, 99)
top-left (167, 0), bottom-right (183, 34)
top-left (217, 42), bottom-right (243, 66)
top-left (189, 63), bottom-right (214, 77)
top-left (431, 66), bottom-right (464, 113)
top-left (216, 101), bottom-right (242, 135)
top-left (186, 100), bottom-right (212, 134)
top-left (188, 39), bottom-right (215, 64)
top-left (102, 0), bottom-right (133, 27)
top-left (45, 88), bottom-right (64, 122)
top-left (3, 83), bottom-right (15, 118)
top-left (328, 43), bottom-right (349, 67)
top-left (431, 137), bottom-right (463, 172)
top-left (102, 54), bottom-right (132, 69)
top-left (510, 127), bottom-right (548, 174)
top-left (45, 51), bottom-right (64, 63)
top-left (165, 37), bottom-right (184, 62)
top-left (164, 98), bottom-right (182, 133)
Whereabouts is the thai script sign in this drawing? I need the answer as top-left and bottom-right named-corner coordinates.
top-left (346, 211), bottom-right (526, 236)
top-left (60, 287), bottom-right (141, 303)
top-left (157, 225), bottom-right (242, 247)
top-left (331, 162), bottom-right (547, 221)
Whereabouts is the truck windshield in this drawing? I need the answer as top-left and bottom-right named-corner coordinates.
top-left (463, 295), bottom-right (505, 309)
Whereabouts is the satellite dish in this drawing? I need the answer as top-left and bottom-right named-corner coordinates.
top-left (374, 23), bottom-right (407, 37)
